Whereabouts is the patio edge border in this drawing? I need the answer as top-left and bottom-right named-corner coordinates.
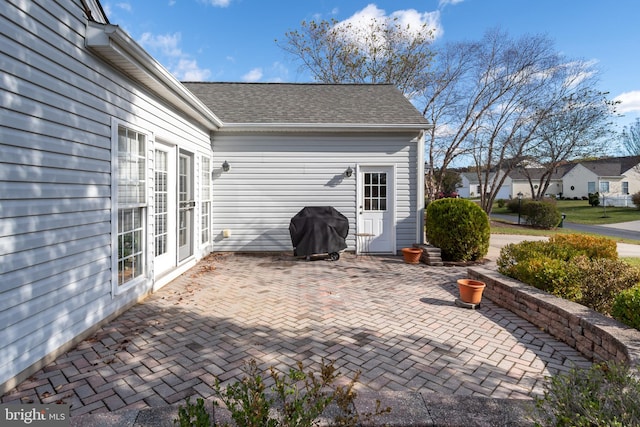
top-left (467, 266), bottom-right (640, 366)
top-left (69, 392), bottom-right (536, 426)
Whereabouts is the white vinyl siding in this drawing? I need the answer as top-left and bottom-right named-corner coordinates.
top-left (211, 133), bottom-right (418, 253)
top-left (0, 0), bottom-right (213, 392)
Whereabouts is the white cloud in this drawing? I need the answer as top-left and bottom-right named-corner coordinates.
top-left (138, 32), bottom-right (211, 81)
top-left (336, 4), bottom-right (442, 43)
top-left (116, 2), bottom-right (132, 12)
top-left (199, 0), bottom-right (231, 7)
top-left (242, 68), bottom-right (263, 82)
top-left (439, 0), bottom-right (464, 7)
top-left (615, 91), bottom-right (640, 114)
top-left (176, 59), bottom-right (211, 81)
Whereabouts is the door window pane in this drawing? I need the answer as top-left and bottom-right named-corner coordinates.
top-left (363, 172), bottom-right (387, 212)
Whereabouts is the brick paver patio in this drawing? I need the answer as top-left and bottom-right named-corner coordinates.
top-left (2, 253), bottom-right (590, 416)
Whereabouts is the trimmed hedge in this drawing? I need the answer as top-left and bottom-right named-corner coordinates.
top-left (612, 285), bottom-right (640, 330)
top-left (497, 234), bottom-right (640, 315)
top-left (522, 200), bottom-right (561, 229)
top-left (425, 198), bottom-right (489, 262)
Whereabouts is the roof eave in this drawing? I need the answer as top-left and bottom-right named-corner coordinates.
top-left (84, 21), bottom-right (223, 130)
top-left (216, 122), bottom-right (432, 133)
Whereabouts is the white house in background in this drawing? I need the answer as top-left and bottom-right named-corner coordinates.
top-left (562, 157), bottom-right (640, 206)
top-left (456, 157), bottom-right (640, 204)
top-left (508, 166), bottom-right (568, 199)
top-left (0, 0), bottom-right (429, 393)
top-left (457, 171), bottom-right (511, 199)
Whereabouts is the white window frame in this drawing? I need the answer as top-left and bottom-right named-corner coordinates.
top-left (200, 155), bottom-right (211, 245)
top-left (599, 181), bottom-right (610, 193)
top-left (111, 118), bottom-right (152, 296)
top-left (622, 181), bottom-right (629, 195)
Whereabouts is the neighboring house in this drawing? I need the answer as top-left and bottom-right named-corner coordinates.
top-left (562, 157), bottom-right (640, 206)
top-left (509, 166), bottom-right (568, 199)
top-left (0, 0), bottom-right (429, 392)
top-left (457, 171), bottom-right (511, 200)
top-left (456, 157), bottom-right (640, 204)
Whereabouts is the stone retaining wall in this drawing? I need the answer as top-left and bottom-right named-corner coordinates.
top-left (468, 267), bottom-right (640, 366)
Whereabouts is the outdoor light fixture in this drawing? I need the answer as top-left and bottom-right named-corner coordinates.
top-left (345, 166), bottom-right (353, 178)
top-left (517, 192), bottom-right (523, 225)
top-left (222, 160), bottom-right (230, 172)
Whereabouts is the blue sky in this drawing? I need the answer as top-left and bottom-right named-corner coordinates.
top-left (103, 0), bottom-right (640, 131)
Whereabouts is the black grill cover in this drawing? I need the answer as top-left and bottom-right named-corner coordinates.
top-left (289, 207), bottom-right (349, 257)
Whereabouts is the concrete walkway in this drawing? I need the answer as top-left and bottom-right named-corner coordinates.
top-left (2, 252), bottom-right (590, 423)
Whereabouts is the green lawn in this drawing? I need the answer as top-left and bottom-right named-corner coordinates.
top-left (492, 199), bottom-right (640, 225)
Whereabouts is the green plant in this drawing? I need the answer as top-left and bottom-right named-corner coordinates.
top-left (571, 256), bottom-right (640, 314)
top-left (612, 285), bottom-right (640, 330)
top-left (505, 197), bottom-right (523, 213)
top-left (175, 359), bottom-right (390, 427)
top-left (214, 360), bottom-right (276, 427)
top-left (496, 198), bottom-right (506, 208)
top-left (588, 192), bottom-right (600, 207)
top-left (175, 397), bottom-right (211, 427)
top-left (549, 234), bottom-right (618, 260)
top-left (497, 235), bottom-right (640, 314)
top-left (522, 200), bottom-right (561, 229)
top-left (632, 191), bottom-right (640, 210)
top-left (425, 198), bottom-right (490, 261)
top-left (532, 361), bottom-right (640, 427)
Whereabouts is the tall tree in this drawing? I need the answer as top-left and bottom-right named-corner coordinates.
top-left (621, 117), bottom-right (640, 156)
top-left (277, 17), bottom-right (435, 95)
top-left (420, 29), bottom-right (615, 212)
top-left (523, 83), bottom-right (618, 199)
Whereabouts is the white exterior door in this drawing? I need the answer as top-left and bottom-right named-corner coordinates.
top-left (154, 144), bottom-right (177, 277)
top-left (178, 151), bottom-right (194, 261)
top-left (358, 166), bottom-right (395, 253)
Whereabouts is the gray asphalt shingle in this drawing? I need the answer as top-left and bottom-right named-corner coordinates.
top-left (183, 82), bottom-right (429, 126)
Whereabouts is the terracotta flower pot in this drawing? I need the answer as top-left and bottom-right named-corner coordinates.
top-left (401, 247), bottom-right (422, 264)
top-left (457, 279), bottom-right (486, 304)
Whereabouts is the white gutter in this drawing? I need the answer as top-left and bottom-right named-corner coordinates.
top-left (85, 21), bottom-right (223, 130)
top-left (217, 122), bottom-right (432, 133)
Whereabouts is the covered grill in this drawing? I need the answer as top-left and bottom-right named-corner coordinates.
top-left (289, 206), bottom-right (349, 260)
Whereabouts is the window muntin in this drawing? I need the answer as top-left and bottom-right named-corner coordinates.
top-left (363, 172), bottom-right (387, 211)
top-left (155, 150), bottom-right (168, 256)
top-left (623, 181), bottom-right (629, 195)
top-left (117, 126), bottom-right (147, 287)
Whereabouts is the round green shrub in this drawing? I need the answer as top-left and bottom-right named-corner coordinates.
top-left (632, 191), bottom-right (640, 210)
top-left (505, 197), bottom-right (523, 213)
top-left (612, 285), bottom-right (640, 330)
top-left (522, 200), bottom-right (561, 229)
top-left (425, 198), bottom-right (489, 261)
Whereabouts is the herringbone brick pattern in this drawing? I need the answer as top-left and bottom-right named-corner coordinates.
top-left (2, 254), bottom-right (590, 416)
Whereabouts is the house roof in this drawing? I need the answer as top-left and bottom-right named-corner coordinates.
top-left (182, 82), bottom-right (430, 131)
top-left (578, 156), bottom-right (640, 176)
top-left (509, 165), bottom-right (571, 180)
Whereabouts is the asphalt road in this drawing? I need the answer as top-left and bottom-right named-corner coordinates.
top-left (488, 213), bottom-right (640, 259)
top-left (490, 213), bottom-right (640, 241)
